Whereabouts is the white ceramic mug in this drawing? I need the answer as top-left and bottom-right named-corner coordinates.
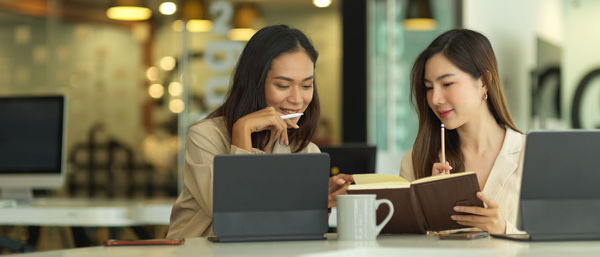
top-left (335, 194), bottom-right (394, 241)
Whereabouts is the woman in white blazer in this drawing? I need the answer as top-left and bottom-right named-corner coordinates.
top-left (400, 29), bottom-right (524, 234)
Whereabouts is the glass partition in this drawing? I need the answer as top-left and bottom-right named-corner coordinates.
top-left (0, 0), bottom-right (342, 199)
top-left (0, 0), bottom-right (342, 251)
top-left (367, 0), bottom-right (458, 153)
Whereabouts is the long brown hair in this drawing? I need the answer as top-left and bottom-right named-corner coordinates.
top-left (410, 29), bottom-right (521, 179)
top-left (207, 25), bottom-right (320, 152)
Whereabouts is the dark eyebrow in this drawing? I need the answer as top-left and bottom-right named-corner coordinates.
top-left (424, 73), bottom-right (455, 83)
top-left (274, 75), bottom-right (314, 82)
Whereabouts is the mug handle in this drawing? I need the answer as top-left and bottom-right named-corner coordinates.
top-left (374, 199), bottom-right (394, 236)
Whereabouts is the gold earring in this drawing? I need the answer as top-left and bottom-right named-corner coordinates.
top-left (484, 92), bottom-right (488, 101)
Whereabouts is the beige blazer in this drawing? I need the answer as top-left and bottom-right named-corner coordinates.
top-left (400, 128), bottom-right (525, 234)
top-left (166, 116), bottom-right (320, 239)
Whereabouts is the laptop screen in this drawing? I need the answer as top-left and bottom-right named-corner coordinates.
top-left (521, 131), bottom-right (600, 199)
top-left (212, 154), bottom-right (329, 241)
top-left (517, 131), bottom-right (600, 239)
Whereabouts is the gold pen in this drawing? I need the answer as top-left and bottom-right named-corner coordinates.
top-left (441, 123), bottom-right (446, 166)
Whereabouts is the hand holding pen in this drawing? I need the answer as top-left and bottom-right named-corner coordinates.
top-left (232, 107), bottom-right (302, 152)
top-left (432, 123), bottom-right (452, 176)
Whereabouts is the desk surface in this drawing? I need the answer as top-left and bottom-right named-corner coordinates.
top-left (9, 234), bottom-right (600, 257)
top-left (0, 198), bottom-right (174, 226)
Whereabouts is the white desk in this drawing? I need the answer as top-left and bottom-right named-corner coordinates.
top-left (0, 198), bottom-right (174, 227)
top-left (8, 234), bottom-right (600, 257)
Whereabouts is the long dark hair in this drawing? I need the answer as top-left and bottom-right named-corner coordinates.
top-left (410, 29), bottom-right (521, 179)
top-left (207, 25), bottom-right (320, 152)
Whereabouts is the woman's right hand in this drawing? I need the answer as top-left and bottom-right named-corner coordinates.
top-left (432, 161), bottom-right (452, 176)
top-left (232, 106), bottom-right (299, 152)
top-left (328, 174), bottom-right (354, 208)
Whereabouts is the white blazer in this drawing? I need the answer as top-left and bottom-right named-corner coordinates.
top-left (400, 128), bottom-right (525, 234)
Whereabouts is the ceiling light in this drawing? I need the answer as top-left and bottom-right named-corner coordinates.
top-left (404, 0), bottom-right (436, 31)
top-left (313, 0), bottom-right (332, 8)
top-left (233, 3), bottom-right (259, 29)
top-left (229, 4), bottom-right (259, 41)
top-left (159, 2), bottom-right (177, 15)
top-left (181, 0), bottom-right (213, 32)
top-left (106, 0), bottom-right (152, 21)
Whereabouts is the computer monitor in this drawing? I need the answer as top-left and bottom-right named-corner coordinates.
top-left (0, 95), bottom-right (66, 201)
top-left (319, 144), bottom-right (376, 176)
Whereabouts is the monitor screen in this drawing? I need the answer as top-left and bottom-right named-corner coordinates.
top-left (0, 96), bottom-right (64, 174)
top-left (319, 144), bottom-right (376, 175)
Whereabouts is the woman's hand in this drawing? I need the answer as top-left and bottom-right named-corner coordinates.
top-left (451, 192), bottom-right (506, 234)
top-left (432, 161), bottom-right (452, 176)
top-left (232, 107), bottom-right (299, 152)
top-left (328, 174), bottom-right (354, 208)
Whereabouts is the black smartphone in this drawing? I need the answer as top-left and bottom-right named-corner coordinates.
top-left (438, 231), bottom-right (489, 240)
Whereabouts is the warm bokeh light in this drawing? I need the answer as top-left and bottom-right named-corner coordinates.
top-left (169, 99), bottom-right (185, 113)
top-left (160, 56), bottom-right (176, 71)
top-left (403, 18), bottom-right (437, 31)
top-left (146, 66), bottom-right (159, 81)
top-left (106, 6), bottom-right (152, 21)
top-left (228, 28), bottom-right (256, 41)
top-left (313, 0), bottom-right (332, 8)
top-left (168, 82), bottom-right (183, 97)
top-left (186, 20), bottom-right (213, 32)
top-left (131, 23), bottom-right (150, 43)
top-left (159, 2), bottom-right (177, 15)
top-left (148, 84), bottom-right (165, 99)
top-left (172, 19), bottom-right (212, 32)
top-left (172, 20), bottom-right (184, 32)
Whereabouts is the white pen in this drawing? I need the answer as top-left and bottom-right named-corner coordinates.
top-left (280, 113), bottom-right (303, 119)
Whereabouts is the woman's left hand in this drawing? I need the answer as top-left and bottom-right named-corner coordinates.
top-left (451, 192), bottom-right (506, 234)
top-left (328, 174), bottom-right (354, 208)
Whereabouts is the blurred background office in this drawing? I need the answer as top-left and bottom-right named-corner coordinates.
top-left (0, 0), bottom-right (599, 253)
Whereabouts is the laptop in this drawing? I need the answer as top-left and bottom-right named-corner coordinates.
top-left (319, 144), bottom-right (376, 176)
top-left (210, 153), bottom-right (330, 242)
top-left (493, 130), bottom-right (600, 241)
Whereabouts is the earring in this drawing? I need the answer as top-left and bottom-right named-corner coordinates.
top-left (484, 92), bottom-right (488, 101)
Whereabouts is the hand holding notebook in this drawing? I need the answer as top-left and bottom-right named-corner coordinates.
top-left (348, 172), bottom-right (483, 234)
top-left (451, 191), bottom-right (506, 234)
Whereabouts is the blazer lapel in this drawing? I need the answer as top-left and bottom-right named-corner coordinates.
top-left (272, 140), bottom-right (292, 154)
top-left (483, 128), bottom-right (524, 199)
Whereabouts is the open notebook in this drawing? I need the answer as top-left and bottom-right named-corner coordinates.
top-left (348, 172), bottom-right (483, 234)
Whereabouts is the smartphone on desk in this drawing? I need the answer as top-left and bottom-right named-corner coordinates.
top-left (104, 238), bottom-right (185, 246)
top-left (438, 231), bottom-right (489, 240)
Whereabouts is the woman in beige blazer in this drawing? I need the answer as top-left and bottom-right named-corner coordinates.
top-left (167, 25), bottom-right (353, 239)
top-left (400, 29), bottom-right (524, 234)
